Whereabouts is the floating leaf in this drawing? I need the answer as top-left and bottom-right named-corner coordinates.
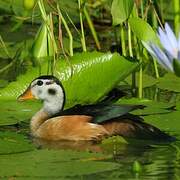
top-left (0, 149), bottom-right (119, 178)
top-left (144, 110), bottom-right (180, 133)
top-left (157, 73), bottom-right (180, 92)
top-left (125, 73), bottom-right (157, 88)
top-left (111, 0), bottom-right (134, 25)
top-left (117, 98), bottom-right (174, 116)
top-left (0, 131), bottom-right (34, 154)
top-left (0, 100), bottom-right (41, 126)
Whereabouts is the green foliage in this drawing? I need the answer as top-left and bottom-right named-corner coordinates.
top-left (144, 109), bottom-right (180, 132)
top-left (0, 0), bottom-right (24, 15)
top-left (111, 0), bottom-right (134, 25)
top-left (23, 0), bottom-right (35, 11)
top-left (0, 100), bottom-right (41, 126)
top-left (129, 17), bottom-right (158, 43)
top-left (0, 149), bottom-right (119, 178)
top-left (125, 73), bottom-right (157, 88)
top-left (0, 52), bottom-right (139, 108)
top-left (0, 1), bottom-right (180, 179)
top-left (31, 23), bottom-right (48, 58)
top-left (173, 59), bottom-right (180, 77)
top-left (117, 98), bottom-right (174, 116)
top-left (0, 131), bottom-right (34, 154)
top-left (132, 160), bottom-right (142, 173)
top-left (101, 136), bottom-right (128, 154)
top-left (157, 73), bottom-right (180, 92)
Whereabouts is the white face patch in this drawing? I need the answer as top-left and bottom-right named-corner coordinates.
top-left (31, 79), bottom-right (65, 115)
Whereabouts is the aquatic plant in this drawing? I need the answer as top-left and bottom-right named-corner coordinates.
top-left (143, 23), bottom-right (180, 75)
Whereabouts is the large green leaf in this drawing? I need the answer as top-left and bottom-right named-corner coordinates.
top-left (129, 17), bottom-right (158, 43)
top-left (0, 149), bottom-right (119, 178)
top-left (0, 52), bottom-right (139, 108)
top-left (111, 0), bottom-right (134, 25)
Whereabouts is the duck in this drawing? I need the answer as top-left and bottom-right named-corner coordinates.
top-left (17, 75), bottom-right (175, 142)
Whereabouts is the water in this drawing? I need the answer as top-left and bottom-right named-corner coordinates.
top-left (20, 130), bottom-right (180, 179)
top-left (0, 98), bottom-right (180, 179)
top-left (84, 141), bottom-right (180, 179)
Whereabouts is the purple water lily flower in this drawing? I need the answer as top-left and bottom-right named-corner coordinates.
top-left (143, 23), bottom-right (180, 72)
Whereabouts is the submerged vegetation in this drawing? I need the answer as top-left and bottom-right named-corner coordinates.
top-left (0, 0), bottom-right (180, 179)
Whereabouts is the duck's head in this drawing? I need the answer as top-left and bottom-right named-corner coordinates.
top-left (18, 75), bottom-right (65, 115)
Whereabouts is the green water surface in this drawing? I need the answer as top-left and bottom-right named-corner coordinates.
top-left (0, 99), bottom-right (180, 180)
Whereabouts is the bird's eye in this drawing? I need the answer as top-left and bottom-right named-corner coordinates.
top-left (36, 80), bottom-right (43, 86)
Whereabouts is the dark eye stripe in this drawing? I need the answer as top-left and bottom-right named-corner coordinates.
top-left (48, 88), bottom-right (56, 95)
top-left (37, 80), bottom-right (43, 86)
top-left (46, 81), bottom-right (54, 85)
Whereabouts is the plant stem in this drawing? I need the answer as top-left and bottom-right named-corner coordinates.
top-left (38, 0), bottom-right (47, 21)
top-left (153, 59), bottom-right (159, 78)
top-left (57, 5), bottom-right (73, 56)
top-left (120, 24), bottom-right (126, 56)
top-left (140, 0), bottom-right (144, 18)
top-left (78, 0), bottom-right (87, 52)
top-left (128, 22), bottom-right (136, 96)
top-left (138, 58), bottom-right (143, 99)
top-left (152, 8), bottom-right (159, 78)
top-left (84, 7), bottom-right (101, 50)
top-left (0, 35), bottom-right (10, 58)
top-left (139, 1), bottom-right (144, 99)
top-left (128, 22), bottom-right (133, 57)
top-left (174, 0), bottom-right (180, 36)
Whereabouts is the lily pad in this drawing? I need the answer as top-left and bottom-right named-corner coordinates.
top-left (0, 131), bottom-right (34, 154)
top-left (0, 149), bottom-right (119, 178)
top-left (0, 100), bottom-right (41, 126)
top-left (125, 73), bottom-right (157, 88)
top-left (144, 110), bottom-right (180, 133)
top-left (157, 73), bottom-right (180, 92)
top-left (117, 98), bottom-right (174, 116)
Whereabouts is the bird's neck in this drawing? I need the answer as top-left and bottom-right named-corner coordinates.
top-left (30, 95), bottom-right (64, 135)
top-left (30, 109), bottom-right (49, 135)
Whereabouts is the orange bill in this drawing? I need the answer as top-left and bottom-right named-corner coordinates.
top-left (17, 87), bottom-right (35, 101)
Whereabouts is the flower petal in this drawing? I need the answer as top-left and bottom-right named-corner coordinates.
top-left (158, 27), bottom-right (175, 56)
top-left (178, 32), bottom-right (180, 51)
top-left (177, 33), bottom-right (180, 59)
top-left (165, 23), bottom-right (178, 49)
top-left (142, 41), bottom-right (156, 56)
top-left (150, 44), bottom-right (174, 72)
